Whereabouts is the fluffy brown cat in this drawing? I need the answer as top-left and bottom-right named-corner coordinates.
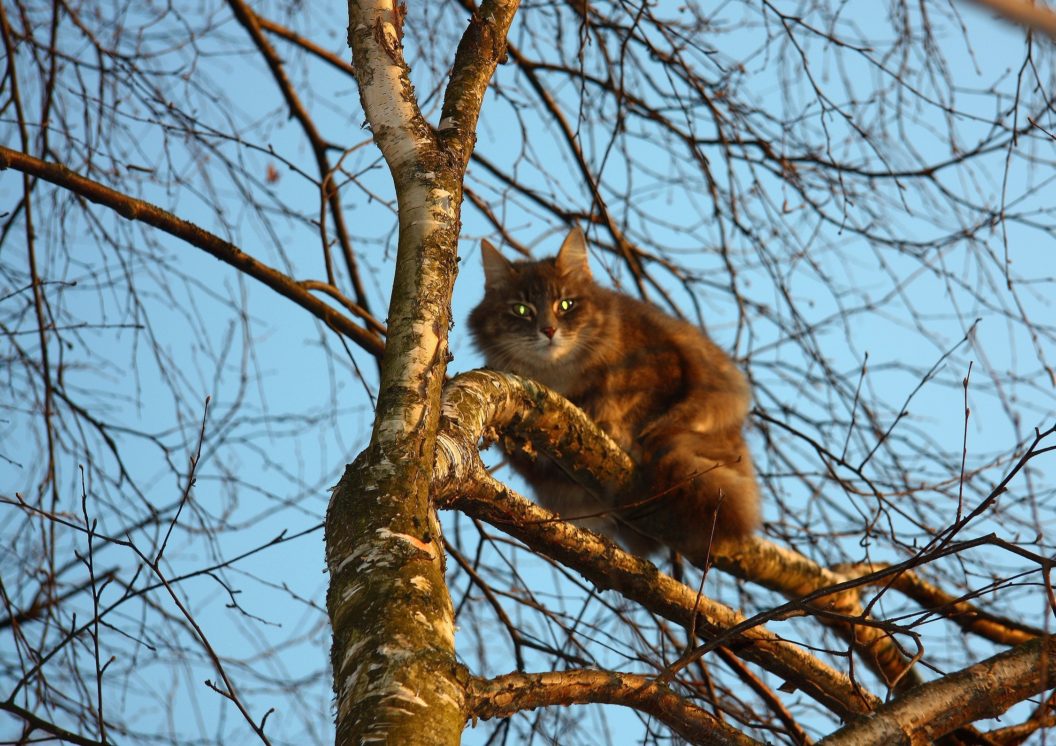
top-left (468, 227), bottom-right (759, 564)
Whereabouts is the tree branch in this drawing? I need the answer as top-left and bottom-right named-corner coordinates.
top-left (227, 0), bottom-right (372, 310)
top-left (433, 375), bottom-right (882, 721)
top-left (437, 371), bottom-right (920, 692)
top-left (0, 145), bottom-right (385, 358)
top-left (347, 0), bottom-right (437, 176)
top-left (467, 669), bottom-right (762, 746)
top-left (839, 560), bottom-right (1042, 647)
top-left (438, 464), bottom-right (879, 719)
top-left (719, 537), bottom-right (921, 692)
top-left (324, 2), bottom-right (522, 744)
top-left (818, 635), bottom-right (1056, 745)
top-left (439, 0), bottom-right (521, 170)
top-left (439, 371), bottom-right (1051, 702)
top-left (0, 701), bottom-right (107, 746)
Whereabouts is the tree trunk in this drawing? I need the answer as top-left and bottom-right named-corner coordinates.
top-left (325, 2), bottom-right (519, 743)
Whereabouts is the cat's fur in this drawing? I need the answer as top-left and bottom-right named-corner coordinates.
top-left (468, 227), bottom-right (760, 564)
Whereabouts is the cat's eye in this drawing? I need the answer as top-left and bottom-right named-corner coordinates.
top-left (511, 303), bottom-right (533, 318)
top-left (558, 299), bottom-right (575, 313)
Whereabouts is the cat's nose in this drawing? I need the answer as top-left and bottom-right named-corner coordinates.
top-left (541, 326), bottom-right (556, 339)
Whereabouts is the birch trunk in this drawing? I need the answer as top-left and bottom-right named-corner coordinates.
top-left (325, 2), bottom-right (519, 744)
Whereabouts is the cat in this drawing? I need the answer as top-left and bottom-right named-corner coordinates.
top-left (468, 226), bottom-right (760, 565)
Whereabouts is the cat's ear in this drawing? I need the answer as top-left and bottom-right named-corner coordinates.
top-left (555, 226), bottom-right (592, 278)
top-left (481, 239), bottom-right (514, 288)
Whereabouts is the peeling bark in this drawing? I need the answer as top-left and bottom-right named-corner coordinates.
top-left (326, 2), bottom-right (519, 744)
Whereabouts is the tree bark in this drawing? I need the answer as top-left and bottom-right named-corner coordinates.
top-left (325, 2), bottom-right (519, 744)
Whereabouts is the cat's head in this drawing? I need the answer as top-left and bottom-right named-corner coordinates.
top-left (469, 227), bottom-right (608, 379)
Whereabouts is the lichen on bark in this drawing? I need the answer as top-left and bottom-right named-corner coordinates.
top-left (326, 2), bottom-right (521, 744)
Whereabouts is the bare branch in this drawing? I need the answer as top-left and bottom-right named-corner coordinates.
top-left (0, 145), bottom-right (385, 358)
top-left (0, 701), bottom-right (108, 746)
top-left (227, 0), bottom-right (372, 309)
top-left (439, 0), bottom-right (522, 169)
top-left (818, 636), bottom-right (1056, 745)
top-left (468, 669), bottom-right (762, 746)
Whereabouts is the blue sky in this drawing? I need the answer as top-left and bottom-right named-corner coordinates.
top-left (1, 1), bottom-right (1055, 743)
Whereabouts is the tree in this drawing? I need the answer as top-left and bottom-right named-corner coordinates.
top-left (1, 0), bottom-right (1055, 744)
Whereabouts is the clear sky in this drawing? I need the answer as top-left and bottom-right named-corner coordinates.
top-left (1, 1), bottom-right (1054, 743)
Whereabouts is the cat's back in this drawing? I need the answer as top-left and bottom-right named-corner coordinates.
top-left (576, 289), bottom-right (750, 447)
top-left (597, 288), bottom-right (746, 391)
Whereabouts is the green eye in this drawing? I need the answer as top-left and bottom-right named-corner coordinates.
top-left (512, 303), bottom-right (531, 317)
top-left (558, 299), bottom-right (575, 312)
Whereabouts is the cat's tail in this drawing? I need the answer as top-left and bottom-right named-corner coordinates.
top-left (621, 431), bottom-right (760, 568)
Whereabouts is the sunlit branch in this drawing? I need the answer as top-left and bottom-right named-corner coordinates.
top-left (436, 463), bottom-right (880, 719)
top-left (818, 635), bottom-right (1056, 745)
top-left (437, 371), bottom-right (925, 691)
top-left (439, 0), bottom-right (521, 169)
top-left (467, 669), bottom-right (762, 746)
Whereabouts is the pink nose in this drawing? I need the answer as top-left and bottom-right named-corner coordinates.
top-left (542, 326), bottom-right (556, 339)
